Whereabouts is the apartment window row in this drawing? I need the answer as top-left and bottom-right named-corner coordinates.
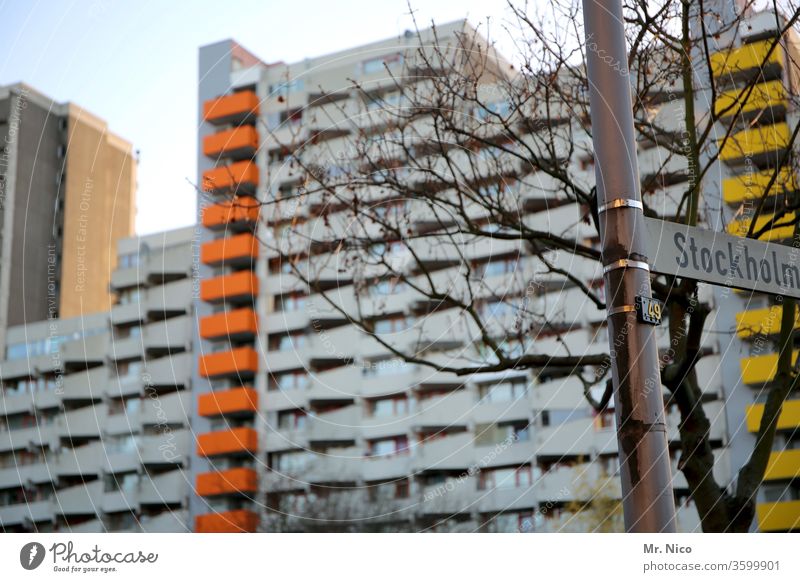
top-left (5, 327), bottom-right (105, 361)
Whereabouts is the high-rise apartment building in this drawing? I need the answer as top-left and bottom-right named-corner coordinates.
top-left (0, 83), bottom-right (136, 353)
top-left (192, 22), bottom-right (732, 533)
top-left (0, 227), bottom-right (194, 532)
top-left (710, 11), bottom-right (800, 532)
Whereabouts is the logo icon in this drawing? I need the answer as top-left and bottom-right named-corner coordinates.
top-left (20, 542), bottom-right (46, 570)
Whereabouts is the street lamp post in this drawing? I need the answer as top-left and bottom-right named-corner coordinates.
top-left (581, 0), bottom-right (677, 532)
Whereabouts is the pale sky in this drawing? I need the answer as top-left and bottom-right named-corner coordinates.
top-left (0, 0), bottom-right (520, 234)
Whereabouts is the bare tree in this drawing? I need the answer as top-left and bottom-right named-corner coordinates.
top-left (202, 1), bottom-right (800, 532)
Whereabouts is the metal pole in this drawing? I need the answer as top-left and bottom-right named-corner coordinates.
top-left (581, 0), bottom-right (677, 532)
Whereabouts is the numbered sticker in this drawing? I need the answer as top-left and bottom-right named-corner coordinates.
top-left (635, 295), bottom-right (663, 325)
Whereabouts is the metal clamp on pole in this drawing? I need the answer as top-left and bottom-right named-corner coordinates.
top-left (603, 258), bottom-right (650, 274)
top-left (606, 304), bottom-right (637, 317)
top-left (598, 198), bottom-right (644, 214)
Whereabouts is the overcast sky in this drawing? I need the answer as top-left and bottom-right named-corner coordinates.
top-left (0, 0), bottom-right (520, 234)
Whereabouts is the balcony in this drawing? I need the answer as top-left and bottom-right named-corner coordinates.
top-left (735, 305), bottom-right (798, 338)
top-left (203, 126), bottom-right (258, 160)
top-left (763, 450), bottom-right (800, 481)
top-left (196, 467), bottom-right (258, 496)
top-left (746, 398), bottom-right (800, 432)
top-left (719, 122), bottom-right (790, 163)
top-left (202, 161), bottom-right (259, 195)
top-left (723, 166), bottom-right (796, 205)
top-left (198, 387), bottom-right (258, 417)
top-left (714, 79), bottom-right (786, 119)
top-left (740, 351), bottom-right (799, 385)
top-left (200, 233), bottom-right (259, 268)
top-left (203, 90), bottom-right (259, 125)
top-left (726, 210), bottom-right (796, 241)
top-left (196, 427), bottom-right (258, 457)
top-left (195, 508), bottom-right (259, 533)
top-left (198, 347), bottom-right (259, 379)
top-left (756, 500), bottom-right (800, 532)
top-left (202, 197), bottom-right (260, 231)
top-left (200, 308), bottom-right (259, 341)
top-left (710, 38), bottom-right (784, 80)
top-left (200, 271), bottom-right (259, 304)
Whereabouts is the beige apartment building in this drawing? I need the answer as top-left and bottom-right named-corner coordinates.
top-left (0, 84), bottom-right (136, 355)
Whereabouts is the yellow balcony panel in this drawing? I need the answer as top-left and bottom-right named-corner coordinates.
top-left (711, 38), bottom-right (784, 79)
top-left (764, 450), bottom-right (800, 481)
top-left (726, 211), bottom-right (796, 241)
top-left (203, 126), bottom-right (259, 160)
top-left (197, 387), bottom-right (258, 417)
top-left (719, 122), bottom-right (789, 163)
top-left (202, 161), bottom-right (259, 195)
top-left (196, 467), bottom-right (258, 497)
top-left (756, 500), bottom-right (800, 532)
top-left (201, 197), bottom-right (260, 231)
top-left (745, 398), bottom-right (800, 431)
top-left (714, 79), bottom-right (787, 118)
top-left (722, 166), bottom-right (797, 205)
top-left (736, 305), bottom-right (800, 338)
top-left (198, 347), bottom-right (259, 379)
top-left (203, 90), bottom-right (259, 125)
top-left (196, 427), bottom-right (258, 457)
top-left (740, 351), bottom-right (799, 386)
top-left (195, 509), bottom-right (259, 533)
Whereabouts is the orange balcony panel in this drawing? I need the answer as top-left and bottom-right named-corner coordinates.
top-left (203, 90), bottom-right (259, 125)
top-left (198, 347), bottom-right (259, 379)
top-left (203, 126), bottom-right (258, 159)
top-left (200, 271), bottom-right (259, 303)
top-left (201, 233), bottom-right (259, 268)
top-left (195, 509), bottom-right (259, 533)
top-left (198, 387), bottom-right (258, 417)
top-left (200, 308), bottom-right (259, 341)
top-left (203, 161), bottom-right (259, 195)
top-left (196, 427), bottom-right (258, 457)
top-left (201, 197), bottom-right (260, 231)
top-left (196, 467), bottom-right (258, 497)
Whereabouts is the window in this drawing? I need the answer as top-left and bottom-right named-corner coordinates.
top-left (278, 409), bottom-right (308, 430)
top-left (104, 434), bottom-right (139, 455)
top-left (270, 370), bottom-right (310, 391)
top-left (540, 408), bottom-right (590, 427)
top-left (279, 108), bottom-right (303, 126)
top-left (475, 101), bottom-right (512, 121)
top-left (117, 289), bottom-right (141, 306)
top-left (595, 410), bottom-right (615, 431)
top-left (373, 314), bottom-right (412, 334)
top-left (370, 395), bottom-right (409, 417)
top-left (104, 472), bottom-right (139, 493)
top-left (270, 450), bottom-right (312, 473)
top-left (270, 331), bottom-right (308, 351)
top-left (361, 53), bottom-right (403, 75)
top-left (118, 253), bottom-right (139, 269)
top-left (369, 278), bottom-right (408, 296)
top-left (478, 378), bottom-right (529, 404)
top-left (501, 421), bottom-right (530, 442)
top-left (478, 256), bottom-right (519, 278)
top-left (269, 79), bottom-right (305, 97)
top-left (479, 465), bottom-right (533, 490)
top-left (367, 435), bottom-right (409, 457)
top-left (275, 292), bottom-right (307, 312)
top-left (2, 413), bottom-right (37, 431)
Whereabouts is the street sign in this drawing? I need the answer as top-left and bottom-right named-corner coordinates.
top-left (643, 217), bottom-right (800, 299)
top-left (635, 295), bottom-right (663, 325)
